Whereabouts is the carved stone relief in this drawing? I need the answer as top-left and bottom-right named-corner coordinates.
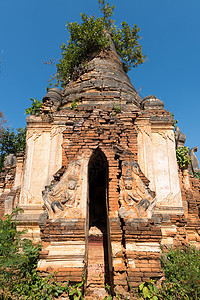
top-left (158, 191), bottom-right (182, 206)
top-left (42, 160), bottom-right (82, 220)
top-left (136, 125), bottom-right (152, 140)
top-left (26, 129), bottom-right (43, 141)
top-left (50, 125), bottom-right (66, 139)
top-left (4, 154), bottom-right (17, 167)
top-left (119, 160), bottom-right (156, 219)
top-left (21, 189), bottom-right (43, 205)
top-left (174, 127), bottom-right (186, 148)
top-left (189, 147), bottom-right (200, 174)
top-left (154, 130), bottom-right (174, 143)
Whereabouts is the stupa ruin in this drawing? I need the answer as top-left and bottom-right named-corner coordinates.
top-left (0, 44), bottom-right (200, 296)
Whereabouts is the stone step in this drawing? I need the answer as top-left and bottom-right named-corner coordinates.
top-left (85, 286), bottom-right (108, 300)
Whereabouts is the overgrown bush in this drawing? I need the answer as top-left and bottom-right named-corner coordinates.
top-left (138, 281), bottom-right (159, 300)
top-left (25, 98), bottom-right (42, 116)
top-left (129, 246), bottom-right (200, 300)
top-left (161, 246), bottom-right (200, 299)
top-left (0, 208), bottom-right (41, 298)
top-left (0, 209), bottom-right (85, 299)
top-left (169, 111), bottom-right (178, 128)
top-left (176, 146), bottom-right (191, 169)
top-left (112, 102), bottom-right (121, 114)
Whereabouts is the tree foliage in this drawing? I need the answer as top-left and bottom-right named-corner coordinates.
top-left (52, 0), bottom-right (146, 87)
top-left (176, 146), bottom-right (191, 169)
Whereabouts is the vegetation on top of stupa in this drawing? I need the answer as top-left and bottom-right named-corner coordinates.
top-left (49, 0), bottom-right (146, 88)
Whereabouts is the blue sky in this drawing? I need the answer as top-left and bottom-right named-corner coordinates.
top-left (0, 0), bottom-right (199, 160)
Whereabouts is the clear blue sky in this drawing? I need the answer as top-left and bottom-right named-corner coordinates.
top-left (0, 0), bottom-right (199, 160)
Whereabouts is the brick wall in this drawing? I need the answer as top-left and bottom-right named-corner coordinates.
top-left (0, 165), bottom-right (17, 219)
top-left (42, 105), bottom-right (164, 290)
top-left (60, 105), bottom-right (139, 218)
top-left (180, 170), bottom-right (200, 246)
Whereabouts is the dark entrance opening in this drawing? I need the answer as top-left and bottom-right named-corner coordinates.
top-left (89, 149), bottom-right (107, 230)
top-left (87, 148), bottom-right (113, 290)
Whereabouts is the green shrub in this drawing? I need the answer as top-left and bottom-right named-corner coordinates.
top-left (169, 111), bottom-right (178, 128)
top-left (0, 208), bottom-right (41, 298)
top-left (0, 209), bottom-right (85, 299)
top-left (9, 273), bottom-right (85, 300)
top-left (25, 98), bottom-right (42, 116)
top-left (138, 281), bottom-right (158, 300)
top-left (161, 246), bottom-right (200, 299)
top-left (176, 146), bottom-right (191, 169)
top-left (129, 246), bottom-right (200, 300)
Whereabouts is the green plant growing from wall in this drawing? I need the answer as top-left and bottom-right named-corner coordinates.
top-left (70, 99), bottom-right (79, 110)
top-left (50, 0), bottom-right (146, 87)
top-left (112, 102), bottom-right (121, 114)
top-left (176, 146), bottom-right (191, 169)
top-left (25, 98), bottom-right (42, 116)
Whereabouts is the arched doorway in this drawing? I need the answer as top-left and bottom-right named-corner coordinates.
top-left (87, 148), bottom-right (113, 292)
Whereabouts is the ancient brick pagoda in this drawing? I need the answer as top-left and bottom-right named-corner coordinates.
top-left (0, 44), bottom-right (200, 296)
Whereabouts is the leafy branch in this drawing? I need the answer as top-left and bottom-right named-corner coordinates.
top-left (176, 146), bottom-right (191, 169)
top-left (25, 98), bottom-right (42, 116)
top-left (51, 0), bottom-right (146, 87)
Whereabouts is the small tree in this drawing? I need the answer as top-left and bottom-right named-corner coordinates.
top-left (51, 0), bottom-right (146, 87)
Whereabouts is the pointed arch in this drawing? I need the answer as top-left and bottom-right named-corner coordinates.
top-left (86, 147), bottom-right (113, 292)
top-left (88, 147), bottom-right (109, 229)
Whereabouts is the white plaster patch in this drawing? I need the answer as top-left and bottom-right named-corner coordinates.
top-left (113, 258), bottom-right (124, 268)
top-left (161, 237), bottom-right (174, 245)
top-left (161, 225), bottom-right (177, 236)
top-left (128, 259), bottom-right (136, 268)
top-left (38, 259), bottom-right (84, 268)
top-left (111, 242), bottom-right (123, 256)
top-left (126, 242), bottom-right (160, 252)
